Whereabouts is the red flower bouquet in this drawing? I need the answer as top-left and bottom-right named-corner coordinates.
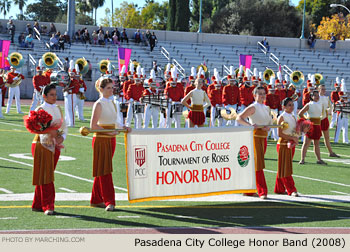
top-left (24, 110), bottom-right (64, 152)
top-left (287, 118), bottom-right (312, 149)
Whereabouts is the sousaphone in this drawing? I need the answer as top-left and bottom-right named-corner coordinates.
top-left (263, 68), bottom-right (275, 84)
top-left (42, 52), bottom-right (58, 69)
top-left (289, 71), bottom-right (304, 86)
top-left (6, 52), bottom-right (25, 87)
top-left (315, 73), bottom-right (324, 85)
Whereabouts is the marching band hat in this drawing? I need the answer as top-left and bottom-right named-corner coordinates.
top-left (339, 91), bottom-right (344, 96)
top-left (307, 82), bottom-right (313, 88)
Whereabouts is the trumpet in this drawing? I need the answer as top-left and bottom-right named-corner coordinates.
top-left (79, 126), bottom-right (128, 136)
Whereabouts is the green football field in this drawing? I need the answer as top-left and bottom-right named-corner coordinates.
top-left (1, 104), bottom-right (350, 231)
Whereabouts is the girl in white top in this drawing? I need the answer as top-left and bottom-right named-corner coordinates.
top-left (298, 90), bottom-right (327, 165)
top-left (182, 78), bottom-right (210, 127)
top-left (237, 86), bottom-right (271, 199)
top-left (318, 84), bottom-right (339, 157)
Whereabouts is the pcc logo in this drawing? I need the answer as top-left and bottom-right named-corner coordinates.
top-left (237, 145), bottom-right (250, 167)
top-left (134, 146), bottom-right (147, 178)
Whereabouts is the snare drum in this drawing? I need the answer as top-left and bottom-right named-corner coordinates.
top-left (172, 103), bottom-right (183, 114)
top-left (134, 102), bottom-right (144, 114)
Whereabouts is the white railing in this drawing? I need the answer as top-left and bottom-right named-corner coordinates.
top-left (160, 46), bottom-right (170, 61)
top-left (269, 53), bottom-right (279, 66)
top-left (282, 65), bottom-right (293, 75)
top-left (34, 27), bottom-right (41, 41)
top-left (57, 57), bottom-right (64, 71)
top-left (257, 41), bottom-right (268, 55)
top-left (223, 65), bottom-right (230, 75)
top-left (172, 59), bottom-right (186, 77)
top-left (27, 54), bottom-right (37, 76)
top-left (246, 68), bottom-right (254, 76)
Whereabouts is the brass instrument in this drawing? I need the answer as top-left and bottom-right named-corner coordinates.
top-left (76, 58), bottom-right (89, 75)
top-left (291, 93), bottom-right (299, 102)
top-left (98, 59), bottom-right (110, 74)
top-left (220, 107), bottom-right (237, 120)
top-left (79, 126), bottom-right (128, 136)
top-left (9, 52), bottom-right (25, 69)
top-left (197, 64), bottom-right (209, 79)
top-left (257, 121), bottom-right (289, 129)
top-left (78, 81), bottom-right (86, 100)
top-left (42, 52), bottom-right (58, 69)
top-left (290, 71), bottom-right (304, 86)
top-left (315, 73), bottom-right (324, 85)
top-left (235, 68), bottom-right (245, 78)
top-left (263, 68), bottom-right (275, 84)
top-left (132, 60), bottom-right (140, 72)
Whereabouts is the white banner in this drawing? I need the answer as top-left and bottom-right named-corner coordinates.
top-left (125, 127), bottom-right (256, 203)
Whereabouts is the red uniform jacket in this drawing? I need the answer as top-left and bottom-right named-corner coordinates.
top-left (302, 92), bottom-right (311, 106)
top-left (303, 88), bottom-right (308, 95)
top-left (127, 83), bottom-right (144, 101)
top-left (275, 89), bottom-right (287, 103)
top-left (44, 70), bottom-right (52, 79)
top-left (143, 88), bottom-right (159, 96)
top-left (164, 85), bottom-right (184, 102)
top-left (123, 80), bottom-right (134, 99)
top-left (331, 91), bottom-right (340, 104)
top-left (69, 79), bottom-right (81, 94)
top-left (239, 85), bottom-right (254, 107)
top-left (207, 83), bottom-right (215, 94)
top-left (7, 72), bottom-right (25, 84)
top-left (265, 93), bottom-right (280, 110)
top-left (33, 74), bottom-right (50, 92)
top-left (79, 79), bottom-right (87, 91)
top-left (208, 88), bottom-right (223, 106)
top-left (184, 85), bottom-right (195, 105)
top-left (222, 85), bottom-right (240, 106)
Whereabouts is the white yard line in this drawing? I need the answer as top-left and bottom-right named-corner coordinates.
top-left (58, 187), bottom-right (76, 193)
top-left (176, 215), bottom-right (197, 219)
top-left (0, 188), bottom-right (13, 194)
top-left (0, 217), bottom-right (18, 220)
top-left (0, 157), bottom-right (127, 192)
top-left (264, 169), bottom-right (350, 188)
top-left (331, 190), bottom-right (350, 195)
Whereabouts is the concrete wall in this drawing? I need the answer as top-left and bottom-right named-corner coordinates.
top-left (2, 19), bottom-right (350, 51)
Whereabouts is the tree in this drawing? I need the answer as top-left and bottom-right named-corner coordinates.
top-left (0, 0), bottom-right (12, 19)
top-left (25, 0), bottom-right (61, 22)
top-left (141, 1), bottom-right (168, 30)
top-left (167, 0), bottom-right (190, 31)
top-left (167, 0), bottom-right (176, 30)
top-left (13, 0), bottom-right (25, 20)
top-left (89, 0), bottom-right (105, 26)
top-left (315, 13), bottom-right (350, 40)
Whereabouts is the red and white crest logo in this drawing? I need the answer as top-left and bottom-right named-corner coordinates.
top-left (135, 148), bottom-right (146, 167)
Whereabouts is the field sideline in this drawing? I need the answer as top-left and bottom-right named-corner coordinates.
top-left (0, 100), bottom-right (350, 233)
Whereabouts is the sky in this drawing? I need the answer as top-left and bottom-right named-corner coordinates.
top-left (7, 0), bottom-right (301, 25)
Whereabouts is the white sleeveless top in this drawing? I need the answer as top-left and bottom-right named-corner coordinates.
top-left (189, 89), bottom-right (210, 108)
top-left (96, 97), bottom-right (118, 126)
top-left (280, 111), bottom-right (296, 136)
top-left (37, 102), bottom-right (67, 139)
top-left (307, 101), bottom-right (322, 118)
top-left (319, 95), bottom-right (330, 119)
top-left (248, 102), bottom-right (272, 125)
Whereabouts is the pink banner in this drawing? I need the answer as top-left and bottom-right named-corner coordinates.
top-left (0, 40), bottom-right (11, 69)
top-left (239, 54), bottom-right (252, 71)
top-left (118, 47), bottom-right (132, 73)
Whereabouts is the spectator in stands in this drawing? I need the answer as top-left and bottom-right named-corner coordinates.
top-left (149, 32), bottom-right (157, 52)
top-left (261, 37), bottom-right (270, 52)
top-left (92, 30), bottom-right (98, 45)
top-left (33, 21), bottom-right (40, 33)
top-left (8, 20), bottom-right (15, 43)
top-left (330, 33), bottom-right (336, 52)
top-left (49, 23), bottom-right (57, 36)
top-left (145, 30), bottom-right (151, 42)
top-left (64, 57), bottom-right (69, 72)
top-left (141, 32), bottom-right (148, 46)
top-left (307, 32), bottom-right (316, 50)
top-left (82, 29), bottom-right (90, 44)
top-left (25, 34), bottom-right (34, 48)
top-left (104, 30), bottom-right (111, 44)
top-left (58, 35), bottom-right (65, 51)
top-left (97, 25), bottom-right (104, 35)
top-left (6, 19), bottom-right (12, 32)
top-left (75, 29), bottom-right (81, 42)
top-left (64, 31), bottom-right (71, 46)
top-left (41, 25), bottom-right (48, 35)
top-left (33, 22), bottom-right (40, 39)
top-left (112, 28), bottom-right (120, 41)
top-left (134, 29), bottom-right (141, 44)
top-left (98, 30), bottom-right (104, 45)
top-left (49, 33), bottom-right (59, 51)
top-left (112, 32), bottom-right (120, 45)
top-left (121, 28), bottom-right (129, 43)
top-left (85, 60), bottom-right (92, 81)
top-left (55, 31), bottom-right (61, 39)
top-left (0, 23), bottom-right (3, 33)
top-left (18, 33), bottom-right (26, 48)
top-left (26, 24), bottom-right (33, 35)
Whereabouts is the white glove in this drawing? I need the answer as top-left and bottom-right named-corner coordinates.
top-left (79, 88), bottom-right (85, 93)
top-left (169, 98), bottom-right (172, 102)
top-left (129, 98), bottom-right (134, 103)
top-left (13, 77), bottom-right (19, 81)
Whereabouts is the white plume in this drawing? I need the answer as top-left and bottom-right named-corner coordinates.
top-left (277, 71), bottom-right (282, 81)
top-left (270, 76), bottom-right (275, 86)
top-left (141, 68), bottom-right (146, 77)
top-left (191, 67), bottom-right (196, 77)
top-left (38, 59), bottom-right (43, 68)
top-left (259, 72), bottom-right (263, 80)
top-left (341, 79), bottom-right (347, 92)
top-left (69, 60), bottom-right (74, 71)
top-left (150, 69), bottom-right (156, 79)
top-left (129, 62), bottom-right (134, 73)
top-left (120, 65), bottom-right (126, 74)
top-left (136, 65), bottom-right (141, 75)
top-left (229, 66), bottom-right (234, 76)
top-left (253, 68), bottom-right (258, 77)
top-left (336, 77), bottom-right (340, 84)
top-left (311, 74), bottom-right (316, 84)
top-left (75, 63), bottom-right (80, 74)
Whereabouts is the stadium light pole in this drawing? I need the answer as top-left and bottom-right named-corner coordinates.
top-left (300, 0), bottom-right (306, 39)
top-left (198, 0), bottom-right (202, 33)
top-left (330, 3), bottom-right (350, 14)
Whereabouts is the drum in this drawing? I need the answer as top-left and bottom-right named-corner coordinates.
top-left (172, 103), bottom-right (183, 114)
top-left (134, 102), bottom-right (144, 114)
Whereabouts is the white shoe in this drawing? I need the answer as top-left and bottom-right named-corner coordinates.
top-left (291, 192), bottom-right (299, 197)
top-left (44, 210), bottom-right (54, 215)
top-left (259, 195), bottom-right (267, 199)
top-left (105, 204), bottom-right (115, 211)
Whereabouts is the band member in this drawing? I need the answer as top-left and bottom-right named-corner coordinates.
top-left (223, 66), bottom-right (240, 126)
top-left (0, 69), bottom-right (6, 107)
top-left (208, 79), bottom-right (224, 127)
top-left (123, 62), bottom-right (134, 100)
top-left (238, 76), bottom-right (254, 113)
top-left (330, 80), bottom-right (341, 128)
top-left (31, 84), bottom-right (67, 215)
top-left (302, 81), bottom-right (313, 107)
top-left (274, 97), bottom-right (299, 196)
top-left (90, 77), bottom-right (129, 211)
top-left (64, 61), bottom-right (80, 127)
top-left (164, 67), bottom-right (184, 128)
top-left (286, 83), bottom-right (300, 117)
top-left (143, 70), bottom-right (160, 128)
top-left (75, 72), bottom-right (87, 122)
top-left (265, 81), bottom-right (279, 141)
top-left (318, 84), bottom-right (339, 156)
top-left (298, 89), bottom-right (327, 165)
top-left (5, 66), bottom-right (25, 114)
top-left (274, 78), bottom-right (286, 114)
top-left (30, 60), bottom-right (50, 111)
top-left (115, 65), bottom-right (127, 126)
top-left (182, 78), bottom-right (211, 127)
top-left (237, 86), bottom-right (271, 199)
top-left (334, 92), bottom-right (349, 144)
top-left (125, 67), bottom-right (144, 129)
top-left (184, 68), bottom-right (196, 127)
